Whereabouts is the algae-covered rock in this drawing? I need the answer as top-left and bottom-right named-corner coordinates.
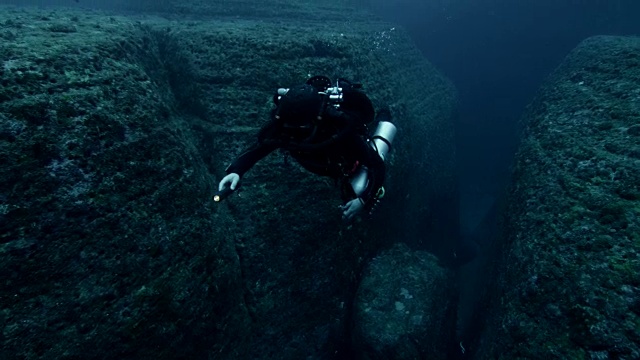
top-left (475, 35), bottom-right (640, 359)
top-left (164, 7), bottom-right (456, 359)
top-left (353, 243), bottom-right (457, 360)
top-left (0, 8), bottom-right (248, 360)
top-left (0, 4), bottom-right (457, 359)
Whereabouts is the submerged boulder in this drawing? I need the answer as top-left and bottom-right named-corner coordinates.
top-left (353, 243), bottom-right (457, 359)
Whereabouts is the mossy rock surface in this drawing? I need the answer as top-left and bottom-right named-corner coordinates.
top-left (0, 4), bottom-right (457, 359)
top-left (475, 35), bottom-right (640, 360)
top-left (353, 243), bottom-right (456, 360)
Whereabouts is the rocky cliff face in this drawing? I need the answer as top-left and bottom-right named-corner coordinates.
top-left (474, 36), bottom-right (640, 359)
top-left (0, 4), bottom-right (457, 359)
top-left (0, 8), bottom-right (250, 359)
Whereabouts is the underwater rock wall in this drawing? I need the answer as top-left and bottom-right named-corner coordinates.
top-left (175, 11), bottom-right (457, 359)
top-left (0, 4), bottom-right (457, 359)
top-left (475, 36), bottom-right (640, 359)
top-left (0, 8), bottom-right (250, 360)
top-left (1, 0), bottom-right (371, 21)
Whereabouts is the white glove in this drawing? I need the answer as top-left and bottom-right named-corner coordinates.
top-left (341, 198), bottom-right (365, 222)
top-left (219, 173), bottom-right (240, 191)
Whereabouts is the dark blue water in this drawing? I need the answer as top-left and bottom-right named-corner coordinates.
top-left (368, 2), bottom-right (640, 351)
top-left (368, 0), bottom-right (640, 227)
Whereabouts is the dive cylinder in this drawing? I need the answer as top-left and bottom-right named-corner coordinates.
top-left (371, 121), bottom-right (397, 161)
top-left (350, 121), bottom-right (397, 197)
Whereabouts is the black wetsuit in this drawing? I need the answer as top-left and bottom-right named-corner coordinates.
top-left (225, 89), bottom-right (385, 207)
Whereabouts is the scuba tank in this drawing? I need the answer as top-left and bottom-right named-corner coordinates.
top-left (350, 120), bottom-right (397, 197)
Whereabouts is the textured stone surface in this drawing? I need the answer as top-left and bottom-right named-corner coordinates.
top-left (0, 0), bottom-right (371, 20)
top-left (0, 4), bottom-right (457, 359)
top-left (353, 243), bottom-right (456, 360)
top-left (184, 15), bottom-right (458, 359)
top-left (475, 36), bottom-right (640, 359)
top-left (0, 8), bottom-right (249, 360)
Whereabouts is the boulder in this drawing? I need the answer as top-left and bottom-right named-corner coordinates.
top-left (353, 243), bottom-right (457, 359)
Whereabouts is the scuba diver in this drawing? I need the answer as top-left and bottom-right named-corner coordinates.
top-left (216, 75), bottom-right (397, 222)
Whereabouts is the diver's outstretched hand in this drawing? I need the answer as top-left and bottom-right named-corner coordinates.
top-left (341, 198), bottom-right (365, 222)
top-left (218, 173), bottom-right (240, 191)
